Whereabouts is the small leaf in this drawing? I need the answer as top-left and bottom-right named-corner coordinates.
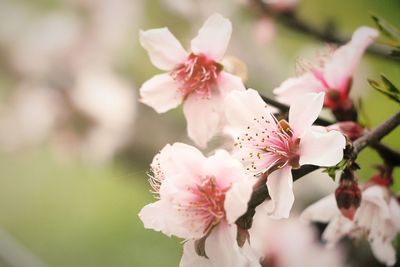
top-left (371, 15), bottom-right (400, 41)
top-left (368, 76), bottom-right (400, 104)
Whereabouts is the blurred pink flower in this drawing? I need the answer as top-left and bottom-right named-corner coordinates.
top-left (225, 89), bottom-right (345, 218)
top-left (302, 185), bottom-right (400, 266)
top-left (249, 204), bottom-right (344, 267)
top-left (273, 27), bottom-right (379, 110)
top-left (139, 13), bottom-right (245, 147)
top-left (139, 143), bottom-right (254, 264)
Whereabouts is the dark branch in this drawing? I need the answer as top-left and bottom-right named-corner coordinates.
top-left (250, 0), bottom-right (399, 63)
top-left (352, 111), bottom-right (400, 156)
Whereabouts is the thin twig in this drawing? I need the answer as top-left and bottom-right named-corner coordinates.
top-left (352, 111), bottom-right (400, 156)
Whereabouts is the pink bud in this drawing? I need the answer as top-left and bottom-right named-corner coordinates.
top-left (328, 122), bottom-right (364, 141)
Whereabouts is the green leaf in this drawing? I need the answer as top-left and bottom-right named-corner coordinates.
top-left (371, 15), bottom-right (400, 41)
top-left (368, 75), bottom-right (400, 104)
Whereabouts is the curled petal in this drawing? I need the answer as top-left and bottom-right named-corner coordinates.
top-left (140, 73), bottom-right (183, 113)
top-left (324, 26), bottom-right (379, 91)
top-left (224, 178), bottom-right (254, 224)
top-left (266, 167), bottom-right (294, 219)
top-left (183, 93), bottom-right (222, 148)
top-left (191, 13), bottom-right (232, 61)
top-left (299, 126), bottom-right (345, 167)
top-left (370, 237), bottom-right (396, 266)
top-left (140, 28), bottom-right (188, 70)
top-left (288, 92), bottom-right (325, 137)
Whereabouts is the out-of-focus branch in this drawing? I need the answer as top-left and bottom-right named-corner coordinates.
top-left (250, 0), bottom-right (399, 63)
top-left (236, 111), bottom-right (400, 230)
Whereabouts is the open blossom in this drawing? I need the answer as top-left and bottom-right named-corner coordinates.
top-left (139, 13), bottom-right (245, 147)
top-left (273, 27), bottom-right (379, 110)
top-left (139, 143), bottom-right (254, 265)
top-left (249, 203), bottom-right (344, 267)
top-left (302, 184), bottom-right (400, 266)
top-left (225, 89), bottom-right (345, 218)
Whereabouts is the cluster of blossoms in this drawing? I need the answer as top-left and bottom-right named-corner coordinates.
top-left (139, 13), bottom-right (399, 266)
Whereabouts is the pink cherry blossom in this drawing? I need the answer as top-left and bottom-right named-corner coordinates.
top-left (273, 27), bottom-right (379, 110)
top-left (302, 185), bottom-right (400, 266)
top-left (225, 89), bottom-right (345, 218)
top-left (139, 13), bottom-right (245, 147)
top-left (249, 203), bottom-right (344, 267)
top-left (139, 143), bottom-right (254, 263)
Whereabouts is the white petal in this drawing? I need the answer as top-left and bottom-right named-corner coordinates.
top-left (191, 13), bottom-right (232, 61)
top-left (140, 28), bottom-right (188, 70)
top-left (301, 194), bottom-right (340, 223)
top-left (322, 216), bottom-right (353, 245)
top-left (266, 167), bottom-right (294, 219)
top-left (204, 223), bottom-right (248, 267)
top-left (370, 238), bottom-right (396, 266)
top-left (225, 178), bottom-right (254, 224)
top-left (288, 92), bottom-right (325, 137)
top-left (139, 200), bottom-right (191, 238)
top-left (225, 89), bottom-right (275, 134)
top-left (324, 27), bottom-right (379, 91)
top-left (139, 73), bottom-right (183, 113)
top-left (183, 93), bottom-right (223, 148)
top-left (299, 127), bottom-right (345, 166)
top-left (273, 73), bottom-right (325, 106)
top-left (180, 241), bottom-right (211, 267)
top-left (217, 71), bottom-right (245, 97)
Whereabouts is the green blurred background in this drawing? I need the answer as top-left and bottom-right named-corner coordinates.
top-left (0, 0), bottom-right (399, 266)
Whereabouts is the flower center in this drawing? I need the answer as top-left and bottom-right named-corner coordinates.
top-left (170, 53), bottom-right (223, 98)
top-left (264, 120), bottom-right (300, 169)
top-left (188, 176), bottom-right (228, 234)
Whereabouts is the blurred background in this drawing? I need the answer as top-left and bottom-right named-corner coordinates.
top-left (0, 0), bottom-right (398, 266)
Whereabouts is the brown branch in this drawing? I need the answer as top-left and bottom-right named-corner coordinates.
top-left (236, 111), bottom-right (400, 230)
top-left (250, 0), bottom-right (399, 63)
top-left (352, 111), bottom-right (400, 156)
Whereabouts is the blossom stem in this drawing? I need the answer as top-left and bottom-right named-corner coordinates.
top-left (250, 0), bottom-right (399, 63)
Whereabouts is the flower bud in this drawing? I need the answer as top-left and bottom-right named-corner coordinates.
top-left (328, 122), bottom-right (364, 141)
top-left (335, 170), bottom-right (361, 220)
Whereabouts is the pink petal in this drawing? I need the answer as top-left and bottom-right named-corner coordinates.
top-left (183, 93), bottom-right (222, 148)
top-left (217, 71), bottom-right (245, 97)
top-left (301, 194), bottom-right (340, 223)
top-left (288, 92), bottom-right (324, 137)
top-left (204, 223), bottom-right (252, 267)
top-left (323, 27), bottom-right (378, 91)
top-left (224, 178), bottom-right (254, 224)
top-left (158, 142), bottom-right (206, 187)
top-left (273, 73), bottom-right (325, 106)
top-left (191, 13), bottom-right (232, 61)
top-left (266, 167), bottom-right (294, 219)
top-left (225, 89), bottom-right (275, 134)
top-left (139, 73), bottom-right (183, 113)
top-left (140, 28), bottom-right (188, 70)
top-left (180, 241), bottom-right (211, 267)
top-left (299, 126), bottom-right (345, 166)
top-left (139, 200), bottom-right (191, 238)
